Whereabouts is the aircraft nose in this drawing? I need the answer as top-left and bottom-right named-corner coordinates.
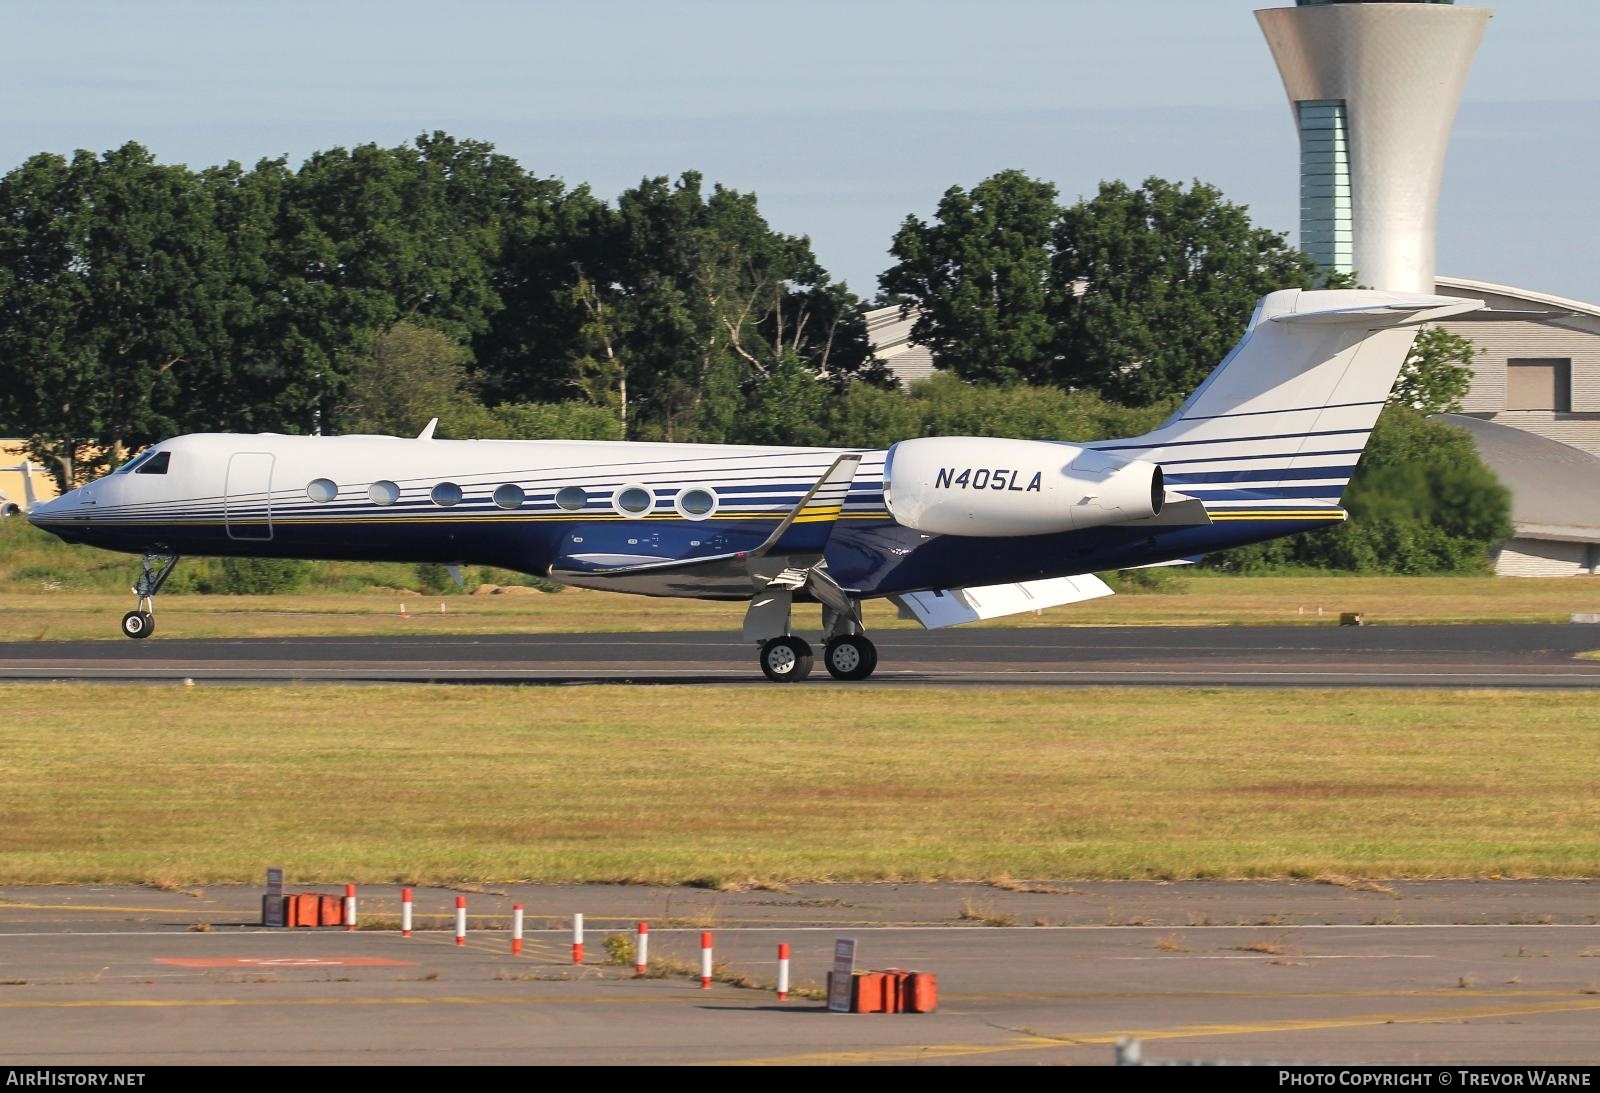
top-left (25, 494), bottom-right (59, 526)
top-left (26, 488), bottom-right (84, 529)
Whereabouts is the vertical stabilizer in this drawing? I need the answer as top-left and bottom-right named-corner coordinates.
top-left (1091, 289), bottom-right (1483, 513)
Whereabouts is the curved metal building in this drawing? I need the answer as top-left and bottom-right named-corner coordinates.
top-left (1256, 1), bottom-right (1492, 292)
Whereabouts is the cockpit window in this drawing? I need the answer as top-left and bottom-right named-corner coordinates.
top-left (134, 451), bottom-right (171, 475)
top-left (115, 450), bottom-right (170, 475)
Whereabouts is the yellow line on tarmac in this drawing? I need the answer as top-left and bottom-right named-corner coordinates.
top-left (716, 996), bottom-right (1600, 1066)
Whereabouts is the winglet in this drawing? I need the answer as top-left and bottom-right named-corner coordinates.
top-left (417, 418), bottom-right (439, 440)
top-left (750, 453), bottom-right (862, 558)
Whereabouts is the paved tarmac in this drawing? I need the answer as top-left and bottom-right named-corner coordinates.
top-left (4, 628), bottom-right (1598, 1066)
top-left (2, 624), bottom-right (1600, 688)
top-left (2, 882), bottom-right (1598, 1067)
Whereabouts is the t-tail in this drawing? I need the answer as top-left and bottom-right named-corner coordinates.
top-left (1090, 288), bottom-right (1485, 522)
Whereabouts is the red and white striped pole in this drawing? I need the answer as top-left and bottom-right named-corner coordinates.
top-left (699, 932), bottom-right (713, 989)
top-left (400, 888), bottom-right (412, 938)
top-left (344, 884), bottom-right (357, 931)
top-left (511, 905), bottom-right (524, 956)
top-left (777, 942), bottom-right (790, 1001)
top-left (454, 896), bottom-right (467, 946)
top-left (572, 912), bottom-right (584, 965)
top-left (635, 922), bottom-right (649, 976)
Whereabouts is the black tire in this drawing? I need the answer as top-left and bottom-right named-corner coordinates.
top-left (121, 611), bottom-right (155, 640)
top-left (759, 635), bottom-right (814, 682)
top-left (823, 635), bottom-right (878, 681)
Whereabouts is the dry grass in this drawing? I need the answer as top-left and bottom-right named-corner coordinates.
top-left (1232, 938), bottom-right (1289, 955)
top-left (989, 876), bottom-right (1080, 895)
top-left (1154, 935), bottom-right (1190, 952)
top-left (957, 899), bottom-right (1019, 927)
top-left (599, 932), bottom-right (770, 990)
top-left (1, 684), bottom-right (1598, 884)
top-left (1313, 874), bottom-right (1398, 895)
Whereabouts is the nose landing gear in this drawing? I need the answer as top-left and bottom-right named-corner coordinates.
top-left (121, 552), bottom-right (179, 640)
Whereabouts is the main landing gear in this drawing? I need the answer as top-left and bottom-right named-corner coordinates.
top-left (757, 633), bottom-right (878, 683)
top-left (751, 598), bottom-right (879, 683)
top-left (822, 633), bottom-right (878, 682)
top-left (121, 552), bottom-right (179, 640)
top-left (759, 635), bottom-right (813, 682)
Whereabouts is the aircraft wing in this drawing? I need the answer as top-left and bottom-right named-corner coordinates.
top-left (746, 453), bottom-right (861, 556)
top-left (891, 573), bottom-right (1114, 630)
top-left (548, 454), bottom-right (862, 600)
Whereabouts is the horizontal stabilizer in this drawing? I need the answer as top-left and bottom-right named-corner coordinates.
top-left (1267, 298), bottom-right (1484, 326)
top-left (891, 572), bottom-right (1113, 630)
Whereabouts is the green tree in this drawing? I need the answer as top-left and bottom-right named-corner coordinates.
top-left (825, 372), bottom-right (1171, 449)
top-left (1211, 407), bottom-right (1511, 574)
top-left (0, 144), bottom-right (243, 485)
top-left (1051, 177), bottom-right (1320, 405)
top-left (469, 181), bottom-right (611, 406)
top-left (338, 321), bottom-right (475, 436)
top-left (1390, 325), bottom-right (1477, 414)
top-left (438, 400), bottom-right (624, 441)
top-left (731, 351), bottom-right (834, 447)
top-left (879, 170), bottom-right (1060, 384)
top-left (604, 172), bottom-right (870, 442)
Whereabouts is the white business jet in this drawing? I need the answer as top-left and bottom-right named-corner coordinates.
top-left (28, 288), bottom-right (1482, 681)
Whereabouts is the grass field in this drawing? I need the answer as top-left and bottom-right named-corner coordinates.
top-left (5, 509), bottom-right (1600, 639)
top-left (3, 684), bottom-right (1597, 885)
top-left (5, 572), bottom-right (1600, 643)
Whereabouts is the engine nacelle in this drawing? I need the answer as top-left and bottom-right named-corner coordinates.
top-left (883, 436), bottom-right (1163, 537)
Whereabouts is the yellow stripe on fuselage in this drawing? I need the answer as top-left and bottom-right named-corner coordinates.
top-left (1205, 509), bottom-right (1347, 522)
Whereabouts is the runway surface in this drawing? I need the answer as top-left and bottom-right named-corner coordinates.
top-left (2, 624), bottom-right (1599, 687)
top-left (2, 881), bottom-right (1597, 1066)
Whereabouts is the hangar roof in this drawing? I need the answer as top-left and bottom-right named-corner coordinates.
top-left (1437, 413), bottom-right (1600, 543)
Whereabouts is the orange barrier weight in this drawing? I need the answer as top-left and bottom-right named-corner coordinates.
top-left (827, 968), bottom-right (939, 1014)
top-left (288, 893), bottom-right (320, 928)
top-left (904, 971), bottom-right (939, 1013)
top-left (851, 971), bottom-right (893, 1013)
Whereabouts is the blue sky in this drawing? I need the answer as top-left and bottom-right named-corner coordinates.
top-left (6, 1), bottom-right (1597, 302)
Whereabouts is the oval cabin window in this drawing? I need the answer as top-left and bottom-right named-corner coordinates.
top-left (617, 486), bottom-right (652, 515)
top-left (678, 488), bottom-right (716, 518)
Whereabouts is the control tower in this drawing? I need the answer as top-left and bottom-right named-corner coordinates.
top-left (1256, 1), bottom-right (1491, 292)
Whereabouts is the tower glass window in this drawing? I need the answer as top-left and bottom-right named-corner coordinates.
top-left (1297, 100), bottom-right (1354, 279)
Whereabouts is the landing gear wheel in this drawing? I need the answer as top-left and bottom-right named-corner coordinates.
top-left (121, 611), bottom-right (155, 640)
top-left (759, 636), bottom-right (814, 682)
top-left (121, 551), bottom-right (178, 641)
top-left (823, 635), bottom-right (878, 681)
